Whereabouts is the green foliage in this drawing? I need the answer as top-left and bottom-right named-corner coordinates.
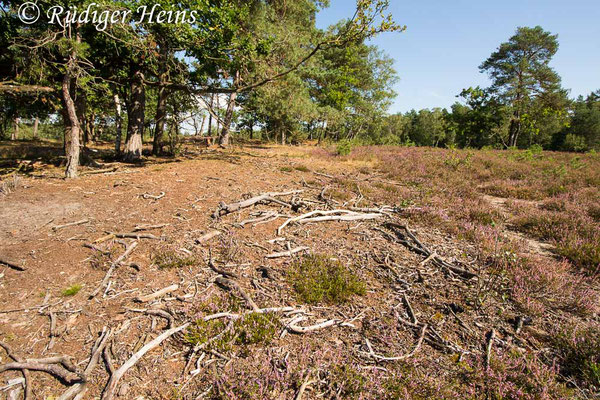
top-left (336, 139), bottom-right (354, 156)
top-left (288, 254), bottom-right (365, 304)
top-left (185, 312), bottom-right (280, 352)
top-left (329, 364), bottom-right (366, 398)
top-left (62, 284), bottom-right (82, 297)
top-left (152, 249), bottom-right (197, 269)
top-left (553, 324), bottom-right (600, 388)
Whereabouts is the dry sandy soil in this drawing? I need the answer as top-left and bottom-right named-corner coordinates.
top-left (0, 143), bottom-right (595, 399)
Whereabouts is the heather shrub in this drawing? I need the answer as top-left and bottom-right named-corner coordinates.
top-left (553, 323), bottom-right (600, 389)
top-left (288, 254), bottom-right (365, 304)
top-left (152, 248), bottom-right (197, 269)
top-left (464, 351), bottom-right (573, 400)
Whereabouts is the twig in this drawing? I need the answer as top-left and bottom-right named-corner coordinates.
top-left (89, 241), bottom-right (138, 299)
top-left (135, 284), bottom-right (179, 303)
top-left (265, 246), bottom-right (309, 259)
top-left (195, 230), bottom-right (222, 244)
top-left (140, 192), bottom-right (165, 200)
top-left (0, 342), bottom-right (32, 400)
top-left (57, 327), bottom-right (111, 400)
top-left (286, 316), bottom-right (355, 334)
top-left (0, 257), bottom-right (26, 271)
top-left (215, 277), bottom-right (259, 311)
top-left (363, 324), bottom-right (427, 362)
top-left (52, 219), bottom-right (90, 231)
top-left (133, 223), bottom-right (169, 232)
top-left (213, 190), bottom-right (303, 218)
top-left (101, 323), bottom-right (189, 400)
top-left (485, 329), bottom-right (496, 368)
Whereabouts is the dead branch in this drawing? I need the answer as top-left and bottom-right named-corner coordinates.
top-left (52, 219), bottom-right (90, 231)
top-left (80, 167), bottom-right (118, 176)
top-left (236, 211), bottom-right (278, 227)
top-left (485, 329), bottom-right (496, 368)
top-left (195, 230), bottom-right (222, 244)
top-left (213, 190), bottom-right (303, 218)
top-left (133, 223), bottom-right (169, 232)
top-left (278, 210), bottom-right (383, 234)
top-left (0, 342), bottom-right (32, 400)
top-left (57, 327), bottom-right (111, 400)
top-left (82, 243), bottom-right (110, 255)
top-left (135, 284), bottom-right (179, 303)
top-left (114, 232), bottom-right (161, 240)
top-left (126, 308), bottom-right (174, 328)
top-left (363, 324), bottom-right (427, 362)
top-left (0, 257), bottom-right (26, 271)
top-left (89, 241), bottom-right (138, 299)
top-left (265, 246), bottom-right (309, 259)
top-left (0, 359), bottom-right (82, 385)
top-left (207, 253), bottom-right (239, 278)
top-left (47, 312), bottom-right (58, 350)
top-left (383, 223), bottom-right (477, 279)
top-left (202, 307), bottom-right (297, 321)
top-left (101, 323), bottom-right (189, 400)
top-left (215, 277), bottom-right (259, 311)
top-left (285, 316), bottom-right (355, 334)
top-left (140, 192), bottom-right (165, 200)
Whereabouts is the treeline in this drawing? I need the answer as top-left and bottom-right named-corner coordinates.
top-left (0, 0), bottom-right (403, 177)
top-left (368, 88), bottom-right (600, 151)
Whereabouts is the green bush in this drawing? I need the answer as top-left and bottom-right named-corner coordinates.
top-left (288, 254), bottom-right (365, 304)
top-left (336, 140), bottom-right (353, 156)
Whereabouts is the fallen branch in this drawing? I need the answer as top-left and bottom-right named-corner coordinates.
top-left (140, 192), bottom-right (165, 200)
top-left (126, 308), bottom-right (174, 328)
top-left (80, 167), bottom-right (118, 176)
top-left (195, 230), bottom-right (222, 244)
top-left (215, 277), bottom-right (259, 311)
top-left (135, 284), bottom-right (179, 303)
top-left (383, 223), bottom-right (477, 279)
top-left (0, 342), bottom-right (32, 400)
top-left (286, 316), bottom-right (355, 334)
top-left (52, 219), bottom-right (90, 231)
top-left (265, 246), bottom-right (309, 259)
top-left (485, 329), bottom-right (496, 368)
top-left (89, 241), bottom-right (138, 299)
top-left (208, 254), bottom-right (239, 278)
top-left (0, 257), bottom-right (26, 271)
top-left (363, 324), bottom-right (427, 362)
top-left (278, 210), bottom-right (383, 234)
top-left (133, 223), bottom-right (169, 232)
top-left (101, 323), bottom-right (189, 400)
top-left (0, 359), bottom-right (82, 385)
top-left (114, 232), bottom-right (161, 240)
top-left (213, 190), bottom-right (303, 218)
top-left (57, 327), bottom-right (111, 400)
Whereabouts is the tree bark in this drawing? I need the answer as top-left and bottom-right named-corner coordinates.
top-left (123, 70), bottom-right (145, 162)
top-left (207, 94), bottom-right (213, 136)
top-left (62, 73), bottom-right (81, 179)
top-left (12, 117), bottom-right (19, 140)
top-left (152, 85), bottom-right (168, 155)
top-left (114, 93), bottom-right (122, 154)
top-left (218, 71), bottom-right (240, 148)
top-left (32, 117), bottom-right (39, 139)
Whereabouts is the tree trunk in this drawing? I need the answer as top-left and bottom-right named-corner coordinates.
top-left (218, 71), bottom-right (240, 148)
top-left (33, 117), bottom-right (39, 139)
top-left (114, 93), bottom-right (122, 154)
top-left (207, 94), bottom-right (213, 136)
top-left (508, 110), bottom-right (521, 148)
top-left (123, 70), bottom-right (145, 162)
top-left (12, 117), bottom-right (19, 140)
top-left (198, 114), bottom-right (206, 136)
top-left (281, 129), bottom-right (286, 145)
top-left (62, 73), bottom-right (81, 179)
top-left (218, 91), bottom-right (237, 147)
top-left (152, 85), bottom-right (168, 155)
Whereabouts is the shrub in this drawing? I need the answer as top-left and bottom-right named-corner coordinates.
top-left (152, 249), bottom-right (197, 269)
top-left (288, 254), bottom-right (365, 304)
top-left (553, 323), bottom-right (600, 389)
top-left (62, 284), bottom-right (82, 297)
top-left (185, 312), bottom-right (280, 352)
top-left (336, 140), bottom-right (353, 156)
top-left (294, 165), bottom-right (310, 172)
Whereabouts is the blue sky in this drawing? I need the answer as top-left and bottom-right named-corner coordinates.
top-left (316, 0), bottom-right (600, 114)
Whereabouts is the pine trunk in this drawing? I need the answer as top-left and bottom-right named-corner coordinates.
top-left (123, 70), bottom-right (145, 162)
top-left (114, 93), bottom-right (122, 154)
top-left (33, 117), bottom-right (39, 138)
top-left (62, 73), bottom-right (81, 179)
